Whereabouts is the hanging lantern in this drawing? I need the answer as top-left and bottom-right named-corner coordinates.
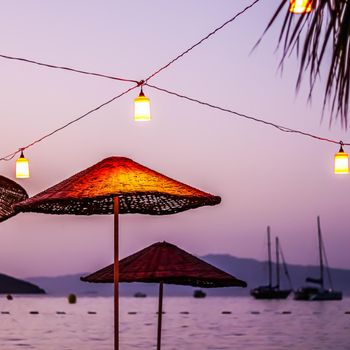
top-left (134, 87), bottom-right (151, 122)
top-left (334, 142), bottom-right (349, 174)
top-left (16, 150), bottom-right (30, 179)
top-left (289, 0), bottom-right (313, 14)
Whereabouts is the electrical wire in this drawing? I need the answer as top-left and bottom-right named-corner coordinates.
top-left (0, 53), bottom-right (139, 84)
top-left (144, 0), bottom-right (261, 83)
top-left (0, 84), bottom-right (139, 161)
top-left (145, 83), bottom-right (350, 146)
top-left (0, 0), bottom-right (261, 86)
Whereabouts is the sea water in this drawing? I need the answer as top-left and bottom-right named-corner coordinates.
top-left (0, 296), bottom-right (349, 350)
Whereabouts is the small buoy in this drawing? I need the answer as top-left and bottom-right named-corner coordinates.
top-left (344, 311), bottom-right (350, 314)
top-left (251, 311), bottom-right (260, 315)
top-left (56, 311), bottom-right (66, 315)
top-left (1, 311), bottom-right (10, 314)
top-left (221, 311), bottom-right (232, 314)
top-left (30, 311), bottom-right (39, 315)
top-left (67, 294), bottom-right (77, 304)
top-left (282, 311), bottom-right (292, 315)
top-left (128, 311), bottom-right (137, 315)
top-left (180, 311), bottom-right (189, 314)
top-left (6, 294), bottom-right (13, 300)
top-left (87, 311), bottom-right (96, 315)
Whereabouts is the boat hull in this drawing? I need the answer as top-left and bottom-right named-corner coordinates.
top-left (251, 286), bottom-right (291, 300)
top-left (294, 287), bottom-right (342, 301)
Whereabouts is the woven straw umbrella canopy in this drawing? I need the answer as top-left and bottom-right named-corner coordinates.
top-left (81, 241), bottom-right (247, 350)
top-left (82, 241), bottom-right (246, 286)
top-left (15, 157), bottom-right (220, 215)
top-left (14, 156), bottom-right (221, 350)
top-left (0, 176), bottom-right (28, 223)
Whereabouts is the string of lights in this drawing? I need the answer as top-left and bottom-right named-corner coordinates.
top-left (145, 83), bottom-right (350, 146)
top-left (0, 84), bottom-right (139, 162)
top-left (0, 0), bottom-right (261, 163)
top-left (144, 0), bottom-right (261, 83)
top-left (1, 0), bottom-right (349, 176)
top-left (0, 53), bottom-right (139, 84)
top-left (0, 0), bottom-right (261, 86)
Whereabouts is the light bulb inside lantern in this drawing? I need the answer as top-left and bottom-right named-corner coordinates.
top-left (134, 87), bottom-right (151, 122)
top-left (16, 151), bottom-right (30, 178)
top-left (289, 0), bottom-right (313, 14)
top-left (334, 143), bottom-right (349, 174)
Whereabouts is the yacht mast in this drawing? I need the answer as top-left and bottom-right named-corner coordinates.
top-left (317, 216), bottom-right (324, 289)
top-left (267, 226), bottom-right (272, 288)
top-left (276, 237), bottom-right (280, 289)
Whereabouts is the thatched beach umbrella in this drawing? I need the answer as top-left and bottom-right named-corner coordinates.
top-left (14, 156), bottom-right (221, 350)
top-left (0, 175), bottom-right (28, 223)
top-left (81, 241), bottom-right (247, 350)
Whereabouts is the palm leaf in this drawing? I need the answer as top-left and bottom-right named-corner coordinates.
top-left (259, 0), bottom-right (350, 127)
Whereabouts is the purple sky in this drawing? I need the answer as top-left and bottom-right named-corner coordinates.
top-left (1, 1), bottom-right (349, 278)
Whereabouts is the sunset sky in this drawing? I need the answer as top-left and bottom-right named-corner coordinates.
top-left (1, 1), bottom-right (349, 278)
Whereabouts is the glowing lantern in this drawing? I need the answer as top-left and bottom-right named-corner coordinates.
top-left (289, 0), bottom-right (313, 14)
top-left (16, 150), bottom-right (30, 179)
top-left (334, 143), bottom-right (349, 174)
top-left (134, 87), bottom-right (151, 121)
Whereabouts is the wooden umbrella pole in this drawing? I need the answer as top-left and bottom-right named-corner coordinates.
top-left (157, 281), bottom-right (164, 350)
top-left (114, 197), bottom-right (119, 350)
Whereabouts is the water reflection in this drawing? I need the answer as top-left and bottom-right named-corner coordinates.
top-left (0, 296), bottom-right (348, 350)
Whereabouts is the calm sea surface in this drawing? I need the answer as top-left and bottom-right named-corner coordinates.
top-left (0, 296), bottom-right (349, 350)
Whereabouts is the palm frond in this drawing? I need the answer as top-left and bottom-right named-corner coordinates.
top-left (260, 0), bottom-right (350, 127)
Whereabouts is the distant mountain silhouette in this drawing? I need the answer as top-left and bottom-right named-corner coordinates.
top-left (0, 273), bottom-right (45, 294)
top-left (28, 273), bottom-right (112, 296)
top-left (27, 254), bottom-right (350, 297)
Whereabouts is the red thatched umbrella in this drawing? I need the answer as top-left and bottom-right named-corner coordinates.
top-left (81, 241), bottom-right (247, 350)
top-left (0, 175), bottom-right (28, 223)
top-left (14, 156), bottom-right (221, 350)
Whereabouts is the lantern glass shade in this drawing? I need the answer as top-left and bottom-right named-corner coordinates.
top-left (16, 153), bottom-right (30, 178)
top-left (134, 91), bottom-right (151, 122)
top-left (334, 150), bottom-right (349, 174)
top-left (289, 0), bottom-right (313, 14)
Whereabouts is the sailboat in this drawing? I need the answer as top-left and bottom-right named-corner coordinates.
top-left (251, 226), bottom-right (292, 299)
top-left (294, 216), bottom-right (342, 301)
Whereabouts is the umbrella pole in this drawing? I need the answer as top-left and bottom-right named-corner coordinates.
top-left (157, 281), bottom-right (164, 350)
top-left (114, 197), bottom-right (119, 350)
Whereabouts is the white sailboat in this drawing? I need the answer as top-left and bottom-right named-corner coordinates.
top-left (294, 216), bottom-right (342, 301)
